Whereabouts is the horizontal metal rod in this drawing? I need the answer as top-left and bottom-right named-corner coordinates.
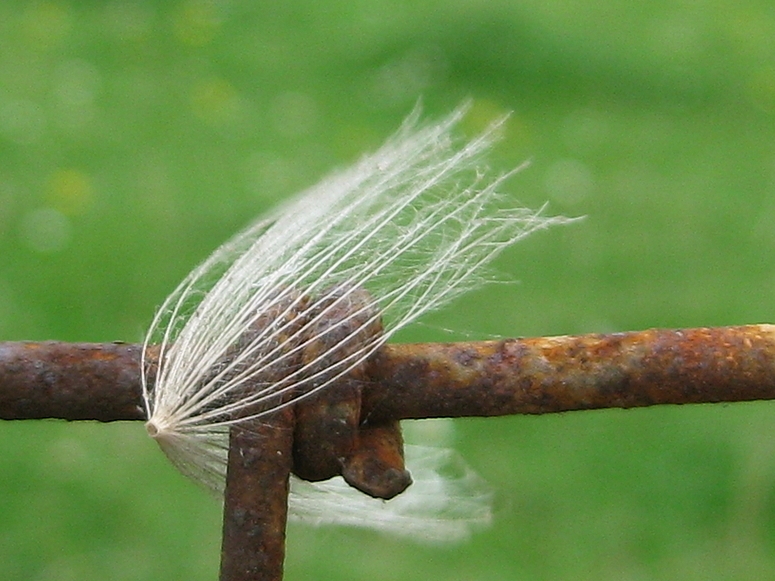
top-left (363, 324), bottom-right (775, 420)
top-left (5, 324), bottom-right (775, 581)
top-left (2, 325), bottom-right (775, 422)
top-left (0, 341), bottom-right (146, 421)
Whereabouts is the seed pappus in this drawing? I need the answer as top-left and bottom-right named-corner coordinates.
top-left (141, 104), bottom-right (572, 542)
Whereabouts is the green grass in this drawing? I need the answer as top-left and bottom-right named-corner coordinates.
top-left (2, 1), bottom-right (775, 579)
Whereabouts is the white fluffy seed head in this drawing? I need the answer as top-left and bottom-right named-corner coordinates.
top-left (141, 104), bottom-right (574, 541)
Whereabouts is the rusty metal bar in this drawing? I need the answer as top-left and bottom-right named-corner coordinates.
top-left (3, 325), bottom-right (775, 423)
top-left (0, 341), bottom-right (146, 421)
top-left (219, 408), bottom-right (294, 581)
top-left (4, 324), bottom-right (775, 581)
top-left (362, 324), bottom-right (775, 420)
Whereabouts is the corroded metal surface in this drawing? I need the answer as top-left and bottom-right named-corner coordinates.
top-left (218, 293), bottom-right (308, 581)
top-left (5, 325), bottom-right (775, 581)
top-left (363, 325), bottom-right (775, 420)
top-left (219, 408), bottom-right (294, 581)
top-left (292, 287), bottom-right (378, 482)
top-left (4, 325), bottom-right (775, 423)
top-left (0, 341), bottom-right (145, 421)
top-left (342, 420), bottom-right (411, 500)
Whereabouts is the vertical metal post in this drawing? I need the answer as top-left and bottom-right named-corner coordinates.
top-left (219, 408), bottom-right (295, 581)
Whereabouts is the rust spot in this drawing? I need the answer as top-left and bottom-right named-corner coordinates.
top-left (343, 420), bottom-right (411, 500)
top-left (293, 286), bottom-right (382, 481)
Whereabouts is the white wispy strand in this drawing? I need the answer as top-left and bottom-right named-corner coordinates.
top-left (289, 446), bottom-right (493, 543)
top-left (141, 105), bottom-right (571, 539)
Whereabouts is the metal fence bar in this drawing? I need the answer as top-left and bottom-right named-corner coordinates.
top-left (3, 325), bottom-right (775, 423)
top-left (219, 408), bottom-right (294, 581)
top-left (3, 323), bottom-right (775, 580)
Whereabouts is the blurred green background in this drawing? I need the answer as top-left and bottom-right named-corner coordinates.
top-left (2, 1), bottom-right (775, 580)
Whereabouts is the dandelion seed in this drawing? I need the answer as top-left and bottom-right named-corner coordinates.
top-left (141, 104), bottom-right (573, 541)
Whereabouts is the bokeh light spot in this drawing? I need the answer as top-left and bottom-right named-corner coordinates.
top-left (190, 78), bottom-right (242, 127)
top-left (20, 207), bottom-right (72, 253)
top-left (53, 59), bottom-right (101, 110)
top-left (22, 1), bottom-right (72, 50)
top-left (47, 169), bottom-right (93, 216)
top-left (103, 1), bottom-right (155, 42)
top-left (368, 45), bottom-right (448, 107)
top-left (173, 0), bottom-right (222, 47)
top-left (269, 92), bottom-right (317, 138)
top-left (0, 99), bottom-right (46, 145)
top-left (544, 158), bottom-right (594, 206)
top-left (243, 151), bottom-right (296, 201)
